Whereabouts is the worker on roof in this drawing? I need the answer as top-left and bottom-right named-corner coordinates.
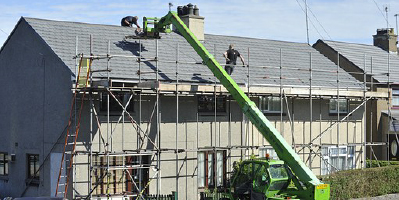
top-left (223, 44), bottom-right (245, 75)
top-left (121, 16), bottom-right (141, 29)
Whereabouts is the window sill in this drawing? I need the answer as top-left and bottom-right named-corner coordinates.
top-left (25, 178), bottom-right (40, 186)
top-left (262, 112), bottom-right (286, 116)
top-left (0, 175), bottom-right (9, 181)
top-left (329, 113), bottom-right (349, 116)
top-left (198, 112), bottom-right (227, 116)
top-left (98, 111), bottom-right (135, 116)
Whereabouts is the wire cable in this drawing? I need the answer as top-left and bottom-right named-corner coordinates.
top-left (294, 0), bottom-right (325, 41)
top-left (372, 0), bottom-right (392, 27)
top-left (0, 28), bottom-right (8, 36)
top-left (301, 0), bottom-right (333, 40)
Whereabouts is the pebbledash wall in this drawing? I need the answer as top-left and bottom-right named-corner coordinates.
top-left (70, 92), bottom-right (366, 199)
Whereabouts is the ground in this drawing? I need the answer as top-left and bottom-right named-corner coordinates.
top-left (351, 194), bottom-right (399, 200)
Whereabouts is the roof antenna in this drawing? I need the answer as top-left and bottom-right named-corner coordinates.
top-left (305, 0), bottom-right (310, 45)
top-left (169, 2), bottom-right (174, 12)
top-left (384, 4), bottom-right (390, 28)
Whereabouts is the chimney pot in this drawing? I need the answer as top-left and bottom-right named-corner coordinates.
top-left (194, 5), bottom-right (199, 16)
top-left (177, 6), bottom-right (183, 16)
top-left (187, 3), bottom-right (194, 15)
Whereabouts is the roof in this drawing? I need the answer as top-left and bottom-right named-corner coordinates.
top-left (316, 40), bottom-right (399, 84)
top-left (19, 17), bottom-right (362, 89)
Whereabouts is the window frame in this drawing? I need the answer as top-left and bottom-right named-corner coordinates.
top-left (92, 155), bottom-right (150, 196)
top-left (259, 96), bottom-right (283, 114)
top-left (321, 146), bottom-right (355, 175)
top-left (258, 146), bottom-right (279, 160)
top-left (0, 152), bottom-right (8, 176)
top-left (197, 150), bottom-right (227, 189)
top-left (392, 89), bottom-right (399, 108)
top-left (100, 92), bottom-right (135, 113)
top-left (329, 98), bottom-right (348, 115)
top-left (27, 154), bottom-right (40, 181)
top-left (197, 95), bottom-right (227, 115)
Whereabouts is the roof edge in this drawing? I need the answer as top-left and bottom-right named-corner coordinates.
top-left (0, 17), bottom-right (25, 55)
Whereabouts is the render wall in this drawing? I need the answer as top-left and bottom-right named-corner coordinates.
top-left (72, 93), bottom-right (365, 199)
top-left (0, 20), bottom-right (72, 198)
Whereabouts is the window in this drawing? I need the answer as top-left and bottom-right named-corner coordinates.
top-left (197, 95), bottom-right (226, 114)
top-left (259, 96), bottom-right (281, 113)
top-left (197, 150), bottom-right (227, 188)
top-left (0, 153), bottom-right (8, 176)
top-left (321, 146), bottom-right (355, 175)
top-left (329, 99), bottom-right (348, 114)
top-left (392, 90), bottom-right (399, 107)
top-left (259, 146), bottom-right (279, 160)
top-left (100, 92), bottom-right (134, 113)
top-left (92, 155), bottom-right (149, 195)
top-left (27, 154), bottom-right (39, 180)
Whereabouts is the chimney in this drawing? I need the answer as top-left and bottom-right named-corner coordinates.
top-left (373, 28), bottom-right (398, 53)
top-left (176, 3), bottom-right (205, 41)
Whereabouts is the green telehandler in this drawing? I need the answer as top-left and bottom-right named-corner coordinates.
top-left (138, 11), bottom-right (330, 200)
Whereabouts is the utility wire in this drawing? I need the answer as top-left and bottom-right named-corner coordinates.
top-left (372, 0), bottom-right (392, 27)
top-left (295, 0), bottom-right (325, 41)
top-left (301, 0), bottom-right (333, 41)
top-left (0, 28), bottom-right (8, 36)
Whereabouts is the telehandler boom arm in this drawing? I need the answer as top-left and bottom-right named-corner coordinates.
top-left (149, 11), bottom-right (329, 199)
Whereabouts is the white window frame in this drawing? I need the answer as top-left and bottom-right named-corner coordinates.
top-left (329, 98), bottom-right (348, 114)
top-left (258, 146), bottom-right (279, 160)
top-left (321, 146), bottom-right (355, 175)
top-left (392, 90), bottom-right (399, 107)
top-left (259, 96), bottom-right (282, 113)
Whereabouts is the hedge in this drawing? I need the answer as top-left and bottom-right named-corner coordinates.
top-left (366, 159), bottom-right (399, 168)
top-left (322, 165), bottom-right (399, 199)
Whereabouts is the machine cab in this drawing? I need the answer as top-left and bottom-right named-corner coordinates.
top-left (232, 159), bottom-right (290, 199)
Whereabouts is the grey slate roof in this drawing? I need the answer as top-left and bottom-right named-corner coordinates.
top-left (319, 40), bottom-right (399, 84)
top-left (22, 17), bottom-right (362, 89)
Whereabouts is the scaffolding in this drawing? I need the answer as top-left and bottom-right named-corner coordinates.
top-left (59, 34), bottom-right (392, 199)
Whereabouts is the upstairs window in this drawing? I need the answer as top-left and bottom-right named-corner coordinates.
top-left (392, 90), bottom-right (399, 107)
top-left (100, 92), bottom-right (134, 113)
top-left (259, 96), bottom-right (281, 113)
top-left (0, 153), bottom-right (8, 176)
top-left (198, 95), bottom-right (226, 114)
top-left (329, 99), bottom-right (348, 114)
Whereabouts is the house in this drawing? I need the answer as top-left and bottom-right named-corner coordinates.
top-left (313, 28), bottom-right (399, 161)
top-left (0, 6), bottom-right (383, 199)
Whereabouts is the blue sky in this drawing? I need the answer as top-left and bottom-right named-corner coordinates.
top-left (1, 0), bottom-right (399, 47)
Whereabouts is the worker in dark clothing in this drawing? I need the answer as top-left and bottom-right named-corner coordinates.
top-left (223, 44), bottom-right (245, 75)
top-left (121, 16), bottom-right (141, 28)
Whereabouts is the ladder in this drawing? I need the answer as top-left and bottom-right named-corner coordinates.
top-left (55, 56), bottom-right (92, 197)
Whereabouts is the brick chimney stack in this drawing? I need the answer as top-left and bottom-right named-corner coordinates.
top-left (176, 3), bottom-right (205, 41)
top-left (373, 28), bottom-right (398, 53)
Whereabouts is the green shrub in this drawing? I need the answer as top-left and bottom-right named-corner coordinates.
top-left (366, 159), bottom-right (399, 168)
top-left (322, 165), bottom-right (399, 199)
